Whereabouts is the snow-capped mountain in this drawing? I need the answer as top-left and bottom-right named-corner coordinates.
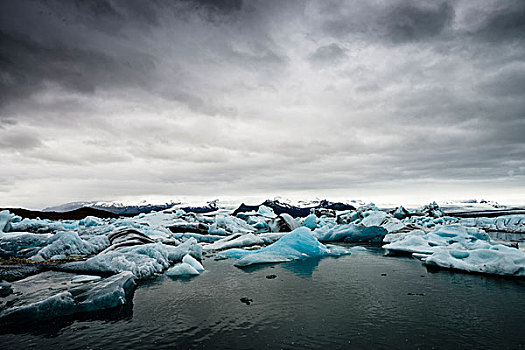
top-left (43, 200), bottom-right (181, 215)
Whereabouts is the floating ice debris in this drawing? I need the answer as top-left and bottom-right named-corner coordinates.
top-left (182, 254), bottom-right (204, 272)
top-left (166, 262), bottom-right (200, 276)
top-left (220, 227), bottom-right (350, 267)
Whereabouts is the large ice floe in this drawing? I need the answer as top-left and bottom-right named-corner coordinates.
top-left (1, 199), bottom-right (525, 324)
top-left (383, 224), bottom-right (525, 277)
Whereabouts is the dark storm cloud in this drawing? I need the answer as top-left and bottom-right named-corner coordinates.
top-left (383, 2), bottom-right (454, 43)
top-left (0, 0), bottom-right (524, 207)
top-left (471, 0), bottom-right (525, 42)
top-left (0, 29), bottom-right (155, 105)
top-left (315, 0), bottom-right (455, 43)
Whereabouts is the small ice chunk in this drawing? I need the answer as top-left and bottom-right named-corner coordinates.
top-left (0, 210), bottom-right (13, 233)
top-left (166, 262), bottom-right (200, 276)
top-left (258, 205), bottom-right (277, 218)
top-left (302, 214), bottom-right (317, 230)
top-left (182, 254), bottom-right (204, 272)
top-left (360, 211), bottom-right (387, 227)
top-left (349, 246), bottom-right (367, 252)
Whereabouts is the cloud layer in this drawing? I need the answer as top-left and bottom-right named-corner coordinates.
top-left (1, 0), bottom-right (524, 208)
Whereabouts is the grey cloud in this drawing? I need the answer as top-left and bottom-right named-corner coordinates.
top-left (0, 0), bottom-right (524, 207)
top-left (0, 29), bottom-right (155, 107)
top-left (478, 65), bottom-right (525, 97)
top-left (471, 0), bottom-right (525, 42)
top-left (383, 2), bottom-right (455, 43)
top-left (0, 130), bottom-right (42, 150)
top-left (308, 43), bottom-right (347, 67)
top-left (315, 0), bottom-right (455, 44)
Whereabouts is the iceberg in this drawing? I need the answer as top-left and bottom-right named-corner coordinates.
top-left (219, 227), bottom-right (350, 267)
top-left (258, 205), bottom-right (277, 218)
top-left (302, 214), bottom-right (318, 230)
top-left (166, 263), bottom-right (200, 276)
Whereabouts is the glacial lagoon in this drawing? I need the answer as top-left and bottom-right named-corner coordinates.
top-left (1, 246), bottom-right (524, 350)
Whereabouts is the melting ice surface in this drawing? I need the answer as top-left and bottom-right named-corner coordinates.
top-left (1, 200), bottom-right (525, 328)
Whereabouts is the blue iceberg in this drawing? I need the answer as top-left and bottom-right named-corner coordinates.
top-left (219, 227), bottom-right (350, 267)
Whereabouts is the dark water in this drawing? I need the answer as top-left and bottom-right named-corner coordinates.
top-left (1, 246), bottom-right (524, 349)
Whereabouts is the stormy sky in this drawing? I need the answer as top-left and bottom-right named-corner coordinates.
top-left (1, 0), bottom-right (524, 208)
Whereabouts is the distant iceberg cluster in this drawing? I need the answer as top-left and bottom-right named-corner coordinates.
top-left (0, 199), bottom-right (524, 325)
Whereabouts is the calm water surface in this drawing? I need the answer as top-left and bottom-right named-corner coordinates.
top-left (1, 246), bottom-right (524, 349)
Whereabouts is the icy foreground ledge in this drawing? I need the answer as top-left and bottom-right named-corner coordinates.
top-left (0, 271), bottom-right (135, 325)
top-left (219, 227), bottom-right (350, 267)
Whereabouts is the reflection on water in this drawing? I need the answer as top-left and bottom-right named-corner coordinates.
top-left (1, 246), bottom-right (524, 349)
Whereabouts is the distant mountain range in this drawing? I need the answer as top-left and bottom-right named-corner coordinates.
top-left (43, 200), bottom-right (180, 215)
